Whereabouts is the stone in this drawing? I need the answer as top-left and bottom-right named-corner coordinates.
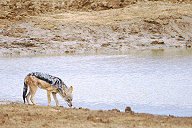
top-left (125, 106), bottom-right (132, 112)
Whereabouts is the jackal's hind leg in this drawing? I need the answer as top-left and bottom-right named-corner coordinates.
top-left (26, 91), bottom-right (31, 104)
top-left (52, 92), bottom-right (59, 107)
top-left (30, 86), bottom-right (38, 105)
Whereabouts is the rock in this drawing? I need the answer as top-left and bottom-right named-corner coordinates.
top-left (125, 106), bottom-right (132, 112)
top-left (144, 20), bottom-right (160, 25)
top-left (125, 106), bottom-right (134, 115)
top-left (101, 42), bottom-right (111, 47)
top-left (109, 108), bottom-right (120, 112)
top-left (151, 41), bottom-right (165, 45)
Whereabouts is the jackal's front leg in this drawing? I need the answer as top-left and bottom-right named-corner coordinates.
top-left (47, 91), bottom-right (51, 106)
top-left (52, 92), bottom-right (59, 107)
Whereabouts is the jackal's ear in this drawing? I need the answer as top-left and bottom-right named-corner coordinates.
top-left (69, 86), bottom-right (73, 94)
top-left (62, 87), bottom-right (68, 94)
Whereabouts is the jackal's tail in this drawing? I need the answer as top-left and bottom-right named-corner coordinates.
top-left (23, 79), bottom-right (28, 104)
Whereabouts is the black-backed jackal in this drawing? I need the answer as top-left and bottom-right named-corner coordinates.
top-left (23, 72), bottom-right (73, 107)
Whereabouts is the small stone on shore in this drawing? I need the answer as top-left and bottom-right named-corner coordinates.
top-left (151, 41), bottom-right (165, 45)
top-left (125, 106), bottom-right (132, 112)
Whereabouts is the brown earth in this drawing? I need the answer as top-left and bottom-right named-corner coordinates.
top-left (0, 102), bottom-right (192, 128)
top-left (0, 0), bottom-right (192, 56)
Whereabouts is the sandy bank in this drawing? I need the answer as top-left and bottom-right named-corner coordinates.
top-left (0, 1), bottom-right (192, 56)
top-left (0, 102), bottom-right (192, 128)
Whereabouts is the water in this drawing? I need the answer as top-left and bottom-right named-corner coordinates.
top-left (0, 48), bottom-right (192, 117)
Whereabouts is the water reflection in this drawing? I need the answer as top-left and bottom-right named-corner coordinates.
top-left (151, 49), bottom-right (165, 56)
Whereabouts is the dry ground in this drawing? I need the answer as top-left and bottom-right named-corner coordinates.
top-left (0, 0), bottom-right (192, 56)
top-left (0, 103), bottom-right (192, 128)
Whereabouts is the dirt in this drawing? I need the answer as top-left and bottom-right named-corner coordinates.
top-left (0, 102), bottom-right (192, 128)
top-left (0, 0), bottom-right (192, 56)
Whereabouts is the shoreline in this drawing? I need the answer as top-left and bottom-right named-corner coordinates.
top-left (0, 47), bottom-right (191, 59)
top-left (0, 100), bottom-right (192, 128)
top-left (0, 99), bottom-right (191, 118)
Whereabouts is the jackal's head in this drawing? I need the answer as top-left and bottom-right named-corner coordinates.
top-left (63, 86), bottom-right (73, 107)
